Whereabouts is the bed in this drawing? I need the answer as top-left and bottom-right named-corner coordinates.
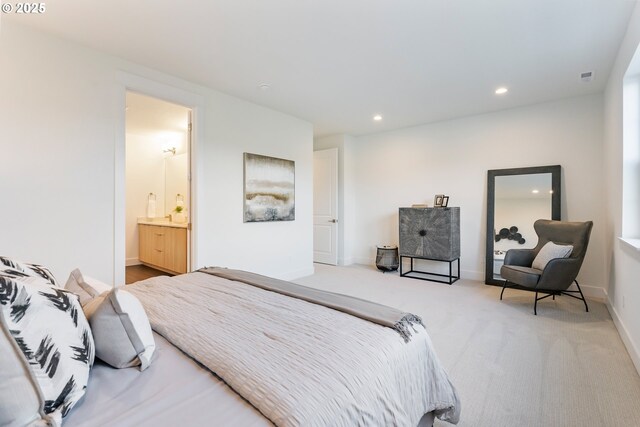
top-left (65, 333), bottom-right (436, 427)
top-left (73, 268), bottom-right (460, 426)
top-left (69, 268), bottom-right (460, 426)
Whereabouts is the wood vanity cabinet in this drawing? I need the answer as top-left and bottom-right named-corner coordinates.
top-left (138, 224), bottom-right (187, 274)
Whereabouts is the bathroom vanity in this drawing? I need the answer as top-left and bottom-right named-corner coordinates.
top-left (138, 220), bottom-right (188, 274)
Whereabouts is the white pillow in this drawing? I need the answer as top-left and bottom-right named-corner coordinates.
top-left (83, 288), bottom-right (155, 371)
top-left (0, 273), bottom-right (94, 425)
top-left (532, 242), bottom-right (574, 270)
top-left (64, 269), bottom-right (112, 307)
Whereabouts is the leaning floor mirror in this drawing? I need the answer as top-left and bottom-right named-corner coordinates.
top-left (485, 165), bottom-right (561, 286)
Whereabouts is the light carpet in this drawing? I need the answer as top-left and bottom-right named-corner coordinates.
top-left (295, 264), bottom-right (640, 427)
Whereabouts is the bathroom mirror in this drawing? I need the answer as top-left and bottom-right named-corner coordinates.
top-left (164, 153), bottom-right (189, 217)
top-left (485, 165), bottom-right (561, 286)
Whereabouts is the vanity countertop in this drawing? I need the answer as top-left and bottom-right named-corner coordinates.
top-left (137, 218), bottom-right (188, 229)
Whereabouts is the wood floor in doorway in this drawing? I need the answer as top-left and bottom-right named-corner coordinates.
top-left (126, 264), bottom-right (172, 285)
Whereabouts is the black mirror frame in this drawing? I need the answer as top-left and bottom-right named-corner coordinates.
top-left (485, 165), bottom-right (562, 286)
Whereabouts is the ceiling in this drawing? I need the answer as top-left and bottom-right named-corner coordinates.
top-left (8, 0), bottom-right (637, 137)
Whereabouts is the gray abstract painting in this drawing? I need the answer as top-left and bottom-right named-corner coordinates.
top-left (244, 153), bottom-right (295, 222)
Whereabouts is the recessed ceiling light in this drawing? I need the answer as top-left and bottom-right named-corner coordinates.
top-left (373, 114), bottom-right (382, 121)
top-left (495, 87), bottom-right (508, 95)
top-left (532, 189), bottom-right (539, 194)
top-left (258, 83), bottom-right (271, 91)
top-left (549, 190), bottom-right (554, 194)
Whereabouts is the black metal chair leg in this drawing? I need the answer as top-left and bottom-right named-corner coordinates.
top-left (500, 281), bottom-right (508, 300)
top-left (575, 280), bottom-right (589, 312)
top-left (534, 291), bottom-right (538, 315)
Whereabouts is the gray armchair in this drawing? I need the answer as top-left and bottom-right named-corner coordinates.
top-left (500, 219), bottom-right (593, 315)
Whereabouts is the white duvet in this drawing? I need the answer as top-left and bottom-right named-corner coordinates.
top-left (127, 272), bottom-right (460, 426)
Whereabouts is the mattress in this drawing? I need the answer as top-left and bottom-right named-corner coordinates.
top-left (64, 332), bottom-right (272, 427)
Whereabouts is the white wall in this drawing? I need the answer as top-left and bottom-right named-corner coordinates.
top-left (0, 21), bottom-right (313, 284)
top-left (343, 135), bottom-right (357, 266)
top-left (349, 94), bottom-right (606, 296)
top-left (201, 91), bottom-right (313, 279)
top-left (603, 1), bottom-right (640, 374)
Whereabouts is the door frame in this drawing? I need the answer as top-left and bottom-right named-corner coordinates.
top-left (115, 72), bottom-right (204, 285)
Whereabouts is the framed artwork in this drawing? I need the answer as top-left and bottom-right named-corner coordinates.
top-left (441, 196), bottom-right (449, 207)
top-left (243, 153), bottom-right (295, 222)
top-left (434, 194), bottom-right (444, 207)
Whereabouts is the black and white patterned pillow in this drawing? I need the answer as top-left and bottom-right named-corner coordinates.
top-left (0, 269), bottom-right (94, 425)
top-left (0, 255), bottom-right (58, 286)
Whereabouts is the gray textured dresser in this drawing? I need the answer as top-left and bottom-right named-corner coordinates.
top-left (399, 207), bottom-right (460, 284)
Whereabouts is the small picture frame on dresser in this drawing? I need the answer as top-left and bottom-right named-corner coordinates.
top-left (434, 194), bottom-right (444, 207)
top-left (441, 196), bottom-right (449, 207)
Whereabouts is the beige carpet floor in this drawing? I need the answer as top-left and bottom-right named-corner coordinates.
top-left (295, 264), bottom-right (640, 427)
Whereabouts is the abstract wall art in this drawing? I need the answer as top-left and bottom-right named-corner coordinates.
top-left (243, 153), bottom-right (295, 222)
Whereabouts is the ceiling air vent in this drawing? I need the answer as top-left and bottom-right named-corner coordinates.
top-left (580, 71), bottom-right (594, 83)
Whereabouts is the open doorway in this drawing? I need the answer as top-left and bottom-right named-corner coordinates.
top-left (125, 92), bottom-right (192, 284)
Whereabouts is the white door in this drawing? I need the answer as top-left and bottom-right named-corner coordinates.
top-left (313, 148), bottom-right (338, 265)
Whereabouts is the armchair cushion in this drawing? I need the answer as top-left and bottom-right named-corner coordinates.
top-left (500, 265), bottom-right (542, 288)
top-left (532, 242), bottom-right (573, 271)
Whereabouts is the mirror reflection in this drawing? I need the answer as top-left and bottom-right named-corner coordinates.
top-left (492, 173), bottom-right (552, 280)
top-left (164, 153), bottom-right (189, 218)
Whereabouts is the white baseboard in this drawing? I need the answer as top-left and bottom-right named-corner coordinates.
top-left (354, 257), bottom-right (373, 266)
top-left (606, 297), bottom-right (640, 376)
top-left (579, 284), bottom-right (607, 301)
top-left (461, 269), bottom-right (483, 281)
top-left (339, 257), bottom-right (354, 266)
top-left (126, 258), bottom-right (141, 267)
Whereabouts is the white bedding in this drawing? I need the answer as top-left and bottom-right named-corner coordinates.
top-left (65, 333), bottom-right (271, 427)
top-left (65, 332), bottom-right (436, 426)
top-left (127, 272), bottom-right (460, 426)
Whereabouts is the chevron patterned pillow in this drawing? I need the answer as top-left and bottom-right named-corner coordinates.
top-left (0, 266), bottom-right (94, 425)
